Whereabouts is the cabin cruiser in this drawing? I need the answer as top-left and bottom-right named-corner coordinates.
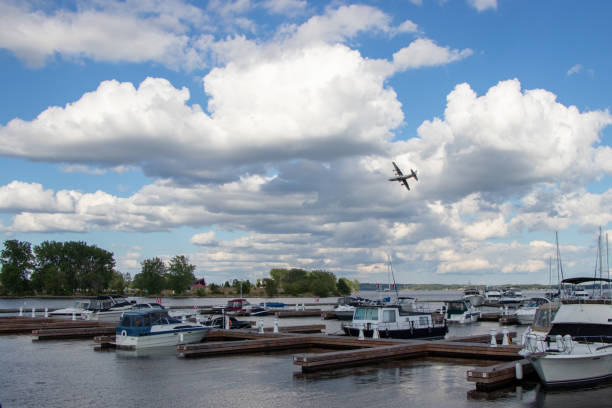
top-left (342, 304), bottom-right (448, 339)
top-left (444, 299), bottom-right (480, 324)
top-left (484, 287), bottom-right (502, 304)
top-left (519, 277), bottom-right (612, 386)
top-left (115, 309), bottom-right (209, 349)
top-left (212, 298), bottom-right (266, 316)
top-left (462, 288), bottom-right (484, 307)
top-left (498, 288), bottom-right (524, 305)
top-left (515, 297), bottom-right (551, 325)
top-left (49, 300), bottom-right (90, 317)
top-left (81, 295), bottom-right (135, 321)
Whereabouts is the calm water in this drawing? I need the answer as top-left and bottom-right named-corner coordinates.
top-left (2, 291), bottom-right (612, 407)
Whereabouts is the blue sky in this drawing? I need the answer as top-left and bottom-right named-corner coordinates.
top-left (1, 0), bottom-right (612, 285)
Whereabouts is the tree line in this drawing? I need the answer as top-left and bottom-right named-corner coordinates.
top-left (261, 268), bottom-right (359, 297)
top-left (0, 239), bottom-right (197, 296)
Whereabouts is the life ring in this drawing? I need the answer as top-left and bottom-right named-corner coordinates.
top-left (120, 330), bottom-right (127, 337)
top-left (228, 318), bottom-right (232, 329)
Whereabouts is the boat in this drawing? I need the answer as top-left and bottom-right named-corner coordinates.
top-left (212, 298), bottom-right (266, 316)
top-left (115, 309), bottom-right (209, 349)
top-left (48, 300), bottom-right (90, 317)
top-left (515, 297), bottom-right (551, 325)
top-left (484, 287), bottom-right (502, 304)
top-left (521, 333), bottom-right (612, 387)
top-left (444, 299), bottom-right (480, 324)
top-left (462, 288), bottom-right (484, 307)
top-left (498, 287), bottom-right (524, 305)
top-left (81, 295), bottom-right (135, 321)
top-left (341, 303), bottom-right (448, 339)
top-left (519, 277), bottom-right (612, 386)
top-left (333, 304), bottom-right (355, 320)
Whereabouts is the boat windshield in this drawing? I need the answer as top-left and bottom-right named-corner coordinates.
top-left (353, 307), bottom-right (379, 321)
top-left (447, 301), bottom-right (467, 312)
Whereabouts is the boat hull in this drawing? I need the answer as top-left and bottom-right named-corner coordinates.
top-left (116, 328), bottom-right (208, 349)
top-left (528, 348), bottom-right (612, 387)
top-left (463, 295), bottom-right (484, 307)
top-left (342, 325), bottom-right (447, 339)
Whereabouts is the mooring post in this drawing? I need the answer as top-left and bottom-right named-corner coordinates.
top-left (372, 324), bottom-right (379, 339)
top-left (273, 318), bottom-right (279, 333)
top-left (502, 328), bottom-right (510, 345)
top-left (295, 304), bottom-right (299, 311)
top-left (225, 315), bottom-right (230, 330)
top-left (490, 329), bottom-right (497, 347)
top-left (19, 306), bottom-right (23, 317)
top-left (515, 362), bottom-right (523, 380)
top-left (44, 308), bottom-right (48, 318)
top-left (258, 319), bottom-right (264, 334)
top-left (31, 307), bottom-right (35, 318)
top-left (301, 303), bottom-right (305, 311)
top-left (358, 324), bottom-right (365, 340)
top-left (179, 333), bottom-right (184, 343)
top-left (181, 315), bottom-right (186, 323)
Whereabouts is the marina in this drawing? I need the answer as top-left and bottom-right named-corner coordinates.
top-left (2, 291), bottom-right (612, 407)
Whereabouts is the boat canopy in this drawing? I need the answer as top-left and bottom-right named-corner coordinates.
top-left (561, 277), bottom-right (612, 285)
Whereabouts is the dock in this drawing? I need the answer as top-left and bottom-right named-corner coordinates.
top-left (0, 316), bottom-right (114, 335)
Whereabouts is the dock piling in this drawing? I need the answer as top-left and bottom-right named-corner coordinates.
top-left (358, 324), bottom-right (364, 340)
top-left (19, 307), bottom-right (23, 317)
top-left (31, 308), bottom-right (35, 318)
top-left (502, 328), bottom-right (509, 345)
top-left (490, 329), bottom-right (497, 347)
top-left (273, 319), bottom-right (279, 333)
top-left (515, 362), bottom-right (523, 380)
top-left (372, 324), bottom-right (379, 339)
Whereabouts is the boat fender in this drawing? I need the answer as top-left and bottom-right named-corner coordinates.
top-left (120, 330), bottom-right (127, 337)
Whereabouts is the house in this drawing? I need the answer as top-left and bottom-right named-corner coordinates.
top-left (190, 278), bottom-right (206, 292)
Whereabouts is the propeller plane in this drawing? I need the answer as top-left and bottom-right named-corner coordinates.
top-left (389, 161), bottom-right (418, 191)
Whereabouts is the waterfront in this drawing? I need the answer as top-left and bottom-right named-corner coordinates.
top-left (2, 292), bottom-right (612, 407)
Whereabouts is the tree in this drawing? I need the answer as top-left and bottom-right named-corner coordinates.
top-left (109, 272), bottom-right (130, 294)
top-left (166, 255), bottom-right (196, 294)
top-left (309, 270), bottom-right (337, 297)
top-left (0, 240), bottom-right (34, 295)
top-left (337, 278), bottom-right (352, 295)
top-left (263, 278), bottom-right (278, 297)
top-left (133, 257), bottom-right (167, 295)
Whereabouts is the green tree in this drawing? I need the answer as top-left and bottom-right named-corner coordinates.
top-left (263, 278), bottom-right (278, 297)
top-left (337, 278), bottom-right (352, 295)
top-left (0, 240), bottom-right (34, 295)
top-left (309, 270), bottom-right (337, 297)
top-left (269, 268), bottom-right (286, 288)
top-left (166, 255), bottom-right (196, 294)
top-left (109, 272), bottom-right (129, 294)
top-left (208, 283), bottom-right (223, 294)
top-left (133, 257), bottom-right (167, 295)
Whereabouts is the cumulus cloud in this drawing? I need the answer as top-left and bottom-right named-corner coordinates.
top-left (467, 0), bottom-right (498, 12)
top-left (392, 38), bottom-right (473, 70)
top-left (191, 231), bottom-right (219, 246)
top-left (0, 0), bottom-right (209, 70)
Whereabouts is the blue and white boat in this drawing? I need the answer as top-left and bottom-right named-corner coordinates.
top-left (115, 309), bottom-right (210, 349)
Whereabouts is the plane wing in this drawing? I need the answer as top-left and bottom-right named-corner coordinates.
top-left (401, 179), bottom-right (410, 190)
top-left (392, 161), bottom-right (403, 176)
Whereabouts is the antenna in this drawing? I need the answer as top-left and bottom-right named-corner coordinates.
top-left (386, 252), bottom-right (400, 303)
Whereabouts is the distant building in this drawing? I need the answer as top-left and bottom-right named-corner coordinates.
top-left (190, 278), bottom-right (207, 292)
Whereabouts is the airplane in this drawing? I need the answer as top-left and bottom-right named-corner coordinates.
top-left (388, 161), bottom-right (418, 191)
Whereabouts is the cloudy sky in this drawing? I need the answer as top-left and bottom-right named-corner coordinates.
top-left (1, 0), bottom-right (611, 285)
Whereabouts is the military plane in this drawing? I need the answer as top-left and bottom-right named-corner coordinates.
top-left (389, 161), bottom-right (418, 191)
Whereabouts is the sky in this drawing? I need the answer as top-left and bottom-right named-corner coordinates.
top-left (1, 0), bottom-right (612, 286)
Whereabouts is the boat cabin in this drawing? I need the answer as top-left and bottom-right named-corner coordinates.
top-left (117, 310), bottom-right (182, 336)
top-left (445, 300), bottom-right (471, 316)
top-left (352, 306), bottom-right (434, 330)
top-left (88, 295), bottom-right (134, 311)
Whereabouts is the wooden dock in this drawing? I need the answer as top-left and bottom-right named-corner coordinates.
top-left (274, 309), bottom-right (322, 318)
top-left (0, 316), bottom-right (113, 335)
top-left (467, 358), bottom-right (535, 391)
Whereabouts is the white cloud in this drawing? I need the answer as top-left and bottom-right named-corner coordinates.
top-left (467, 0), bottom-right (498, 12)
top-left (262, 0), bottom-right (307, 16)
top-left (191, 231), bottom-right (219, 246)
top-left (392, 38), bottom-right (473, 71)
top-left (0, 0), bottom-right (208, 70)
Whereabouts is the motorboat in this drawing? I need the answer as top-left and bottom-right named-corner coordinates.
top-left (333, 304), bottom-right (355, 320)
top-left (519, 278), bottom-right (612, 386)
top-left (81, 295), bottom-right (135, 321)
top-left (498, 288), bottom-right (524, 305)
top-left (49, 300), bottom-right (90, 317)
top-left (341, 304), bottom-right (448, 339)
top-left (515, 297), bottom-right (551, 325)
top-left (212, 298), bottom-right (266, 316)
top-left (484, 287), bottom-right (502, 304)
top-left (115, 309), bottom-right (209, 349)
top-left (444, 299), bottom-right (480, 324)
top-left (462, 288), bottom-right (484, 307)
top-left (521, 333), bottom-right (612, 386)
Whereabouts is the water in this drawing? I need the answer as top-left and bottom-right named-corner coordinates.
top-left (2, 292), bottom-right (612, 407)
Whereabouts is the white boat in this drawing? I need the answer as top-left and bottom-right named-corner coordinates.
top-left (498, 288), bottom-right (524, 305)
top-left (115, 309), bottom-right (209, 349)
top-left (462, 288), bottom-right (484, 307)
top-left (484, 287), bottom-right (501, 304)
top-left (81, 295), bottom-right (135, 321)
top-left (342, 304), bottom-right (448, 339)
top-left (521, 334), bottom-right (612, 386)
top-left (333, 304), bottom-right (355, 320)
top-left (49, 300), bottom-right (90, 317)
top-left (515, 297), bottom-right (551, 325)
top-left (444, 299), bottom-right (480, 324)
